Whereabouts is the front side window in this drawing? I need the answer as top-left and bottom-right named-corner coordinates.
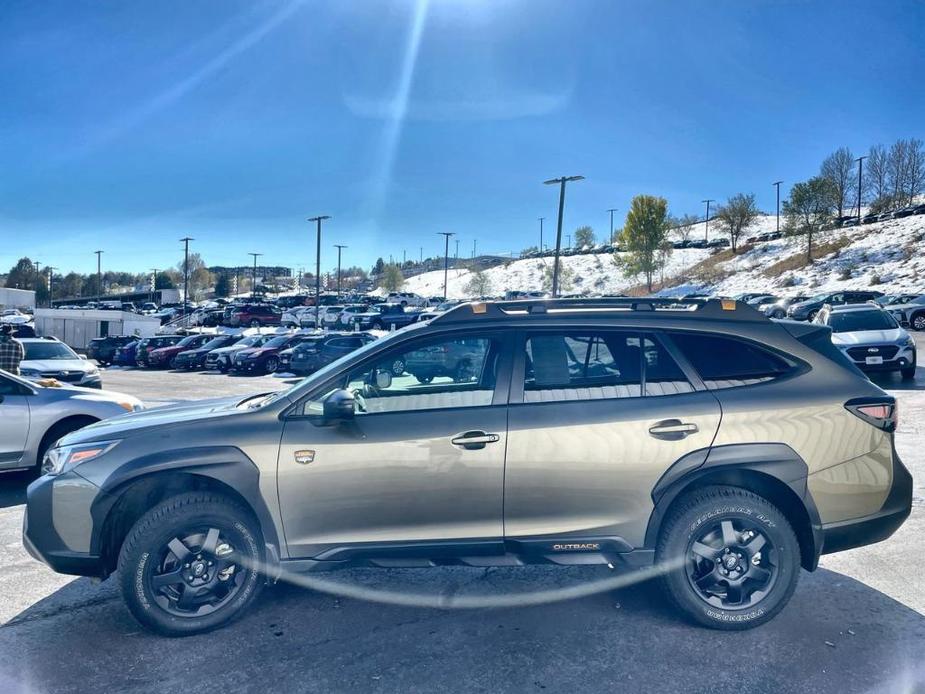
top-left (340, 335), bottom-right (501, 414)
top-left (670, 332), bottom-right (793, 389)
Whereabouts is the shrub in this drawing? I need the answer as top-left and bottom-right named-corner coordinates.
top-left (838, 266), bottom-right (853, 281)
top-left (870, 274), bottom-right (882, 285)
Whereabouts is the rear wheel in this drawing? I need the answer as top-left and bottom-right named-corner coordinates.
top-left (912, 312), bottom-right (925, 331)
top-left (656, 485), bottom-right (800, 630)
top-left (118, 493), bottom-right (263, 636)
top-left (264, 356), bottom-right (279, 373)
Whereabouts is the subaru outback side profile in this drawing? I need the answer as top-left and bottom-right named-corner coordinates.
top-left (23, 298), bottom-right (911, 636)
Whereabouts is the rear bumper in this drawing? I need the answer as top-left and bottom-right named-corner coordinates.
top-left (820, 448), bottom-right (912, 555)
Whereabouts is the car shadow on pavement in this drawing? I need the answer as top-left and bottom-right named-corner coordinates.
top-left (0, 470), bottom-right (35, 509)
top-left (2, 565), bottom-right (924, 693)
top-left (870, 366), bottom-right (924, 391)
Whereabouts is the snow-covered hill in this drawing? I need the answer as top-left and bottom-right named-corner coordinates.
top-left (387, 213), bottom-right (923, 300)
top-left (395, 248), bottom-right (711, 299)
top-left (659, 214), bottom-right (925, 298)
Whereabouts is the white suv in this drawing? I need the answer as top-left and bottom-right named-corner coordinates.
top-left (19, 338), bottom-right (103, 389)
top-left (385, 292), bottom-right (426, 307)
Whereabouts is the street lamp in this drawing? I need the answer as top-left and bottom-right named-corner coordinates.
top-left (46, 266), bottom-right (57, 306)
top-left (334, 244), bottom-right (347, 297)
top-left (701, 199), bottom-right (715, 242)
top-left (855, 156), bottom-right (867, 222)
top-left (607, 208), bottom-right (618, 244)
top-left (543, 175), bottom-right (584, 297)
top-left (538, 217), bottom-right (545, 252)
top-left (94, 250), bottom-right (103, 298)
top-left (308, 215), bottom-right (331, 328)
top-left (772, 182), bottom-right (783, 233)
top-left (438, 232), bottom-right (454, 300)
top-left (248, 252), bottom-right (262, 300)
top-left (180, 237), bottom-right (193, 305)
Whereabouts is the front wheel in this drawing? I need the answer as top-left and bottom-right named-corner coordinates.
top-left (263, 356), bottom-right (279, 373)
top-left (249, 319), bottom-right (261, 328)
top-left (118, 493), bottom-right (264, 636)
top-left (656, 485), bottom-right (800, 630)
top-left (912, 313), bottom-right (925, 331)
top-left (901, 365), bottom-right (916, 380)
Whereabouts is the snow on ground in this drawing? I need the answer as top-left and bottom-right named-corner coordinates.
top-left (657, 214), bottom-right (925, 298)
top-left (401, 248), bottom-right (712, 299)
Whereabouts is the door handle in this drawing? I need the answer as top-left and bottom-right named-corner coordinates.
top-left (451, 430), bottom-right (501, 450)
top-left (648, 419), bottom-right (699, 440)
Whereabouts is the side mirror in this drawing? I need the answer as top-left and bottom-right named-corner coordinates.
top-left (375, 370), bottom-right (392, 389)
top-left (322, 389), bottom-right (355, 423)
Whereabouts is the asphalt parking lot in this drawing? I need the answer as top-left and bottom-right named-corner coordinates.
top-left (1, 336), bottom-right (924, 693)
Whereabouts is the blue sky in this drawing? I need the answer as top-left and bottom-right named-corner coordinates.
top-left (1, 0), bottom-right (923, 276)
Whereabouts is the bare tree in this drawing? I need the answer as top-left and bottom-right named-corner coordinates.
top-left (819, 147), bottom-right (856, 218)
top-left (905, 138), bottom-right (925, 205)
top-left (714, 193), bottom-right (760, 253)
top-left (865, 144), bottom-right (889, 204)
top-left (887, 139), bottom-right (911, 206)
top-left (673, 213), bottom-right (700, 244)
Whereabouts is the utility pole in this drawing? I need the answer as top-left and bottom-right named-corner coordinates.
top-left (472, 239), bottom-right (477, 258)
top-left (701, 199), bottom-right (714, 242)
top-left (180, 237), bottom-right (193, 305)
top-left (772, 182), bottom-right (783, 233)
top-left (33, 261), bottom-right (41, 305)
top-left (308, 215), bottom-right (331, 328)
top-left (455, 238), bottom-right (460, 262)
top-left (248, 252), bottom-right (262, 300)
top-left (150, 268), bottom-right (158, 304)
top-left (46, 266), bottom-right (57, 306)
top-left (94, 250), bottom-right (103, 299)
top-left (566, 234), bottom-right (571, 249)
top-left (607, 208), bottom-right (618, 244)
top-left (438, 232), bottom-right (454, 300)
top-left (334, 244), bottom-right (347, 297)
top-left (543, 175), bottom-right (585, 297)
top-left (419, 247), bottom-right (423, 264)
top-left (855, 156), bottom-right (867, 222)
top-left (538, 217), bottom-right (545, 252)
top-left (402, 250), bottom-right (406, 265)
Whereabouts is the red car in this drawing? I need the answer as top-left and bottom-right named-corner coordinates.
top-left (147, 334), bottom-right (214, 369)
top-left (226, 304), bottom-right (282, 327)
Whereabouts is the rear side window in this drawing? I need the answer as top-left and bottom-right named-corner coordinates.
top-left (670, 333), bottom-right (793, 389)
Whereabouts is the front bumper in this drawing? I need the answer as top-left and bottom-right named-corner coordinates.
top-left (231, 358), bottom-right (268, 373)
top-left (820, 446), bottom-right (913, 555)
top-left (843, 347), bottom-right (915, 373)
top-left (23, 471), bottom-right (106, 578)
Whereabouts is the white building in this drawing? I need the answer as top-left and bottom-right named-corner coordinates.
top-left (33, 308), bottom-right (161, 350)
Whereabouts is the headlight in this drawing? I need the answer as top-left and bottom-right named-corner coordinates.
top-left (42, 440), bottom-right (120, 476)
top-left (903, 335), bottom-right (915, 348)
top-left (87, 365), bottom-right (100, 375)
top-left (21, 368), bottom-right (41, 377)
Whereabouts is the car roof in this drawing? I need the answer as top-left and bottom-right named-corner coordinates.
top-left (826, 303), bottom-right (886, 313)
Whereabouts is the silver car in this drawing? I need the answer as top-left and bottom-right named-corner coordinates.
top-left (1, 369), bottom-right (143, 472)
top-left (19, 337), bottom-right (103, 388)
top-left (885, 293), bottom-right (925, 331)
top-left (814, 303), bottom-right (917, 379)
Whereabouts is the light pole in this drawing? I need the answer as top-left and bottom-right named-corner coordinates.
top-left (566, 234), bottom-right (571, 249)
top-left (46, 266), bottom-right (57, 306)
top-left (180, 237), bottom-right (193, 305)
top-left (772, 182), bottom-right (783, 233)
top-left (150, 268), bottom-right (158, 304)
top-left (248, 252), bottom-right (262, 300)
top-left (308, 215), bottom-right (331, 328)
top-left (334, 244), bottom-right (347, 297)
top-left (438, 232), bottom-right (454, 300)
top-left (701, 199), bottom-right (714, 242)
top-left (607, 208), bottom-right (618, 243)
top-left (543, 175), bottom-right (584, 297)
top-left (94, 250), bottom-right (103, 298)
top-left (455, 238), bottom-right (460, 262)
top-left (538, 217), bottom-right (545, 252)
top-left (855, 156), bottom-right (867, 222)
top-left (472, 239), bottom-right (477, 258)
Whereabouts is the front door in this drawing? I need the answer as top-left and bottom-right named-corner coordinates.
top-left (504, 330), bottom-right (721, 548)
top-left (277, 331), bottom-right (512, 559)
top-left (0, 375), bottom-right (31, 469)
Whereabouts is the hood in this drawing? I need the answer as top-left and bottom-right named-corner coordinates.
top-left (60, 395), bottom-right (255, 444)
top-left (21, 358), bottom-right (95, 373)
top-left (831, 328), bottom-right (907, 345)
top-left (211, 343), bottom-right (252, 355)
top-left (789, 299), bottom-right (819, 311)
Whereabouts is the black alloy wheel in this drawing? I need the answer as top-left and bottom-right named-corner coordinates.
top-left (686, 518), bottom-right (777, 610)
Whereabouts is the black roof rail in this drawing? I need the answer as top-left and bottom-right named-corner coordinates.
top-left (431, 297), bottom-right (766, 324)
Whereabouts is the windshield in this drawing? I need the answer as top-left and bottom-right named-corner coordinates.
top-left (177, 335), bottom-right (203, 347)
top-left (829, 310), bottom-right (898, 333)
top-left (23, 342), bottom-right (79, 360)
top-left (201, 336), bottom-right (233, 350)
top-left (263, 335), bottom-right (294, 349)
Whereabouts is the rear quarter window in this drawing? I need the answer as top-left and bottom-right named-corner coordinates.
top-left (670, 332), bottom-right (794, 390)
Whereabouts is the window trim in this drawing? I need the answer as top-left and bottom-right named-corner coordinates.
top-left (283, 328), bottom-right (515, 420)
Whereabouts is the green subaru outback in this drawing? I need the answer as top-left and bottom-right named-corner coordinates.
top-left (23, 298), bottom-right (911, 636)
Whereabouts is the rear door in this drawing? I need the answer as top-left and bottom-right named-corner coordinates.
top-left (504, 329), bottom-right (721, 548)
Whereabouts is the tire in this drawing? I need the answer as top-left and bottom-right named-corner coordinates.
top-left (912, 312), bottom-right (925, 331)
top-left (656, 485), bottom-right (800, 630)
top-left (391, 358), bottom-right (405, 376)
top-left (36, 417), bottom-right (97, 470)
top-left (263, 356), bottom-right (279, 374)
top-left (169, 357), bottom-right (180, 370)
top-left (118, 492), bottom-right (264, 637)
top-left (807, 310), bottom-right (819, 322)
top-left (372, 320), bottom-right (384, 330)
top-left (249, 319), bottom-right (261, 328)
top-left (901, 365), bottom-right (916, 380)
top-left (453, 360), bottom-right (473, 383)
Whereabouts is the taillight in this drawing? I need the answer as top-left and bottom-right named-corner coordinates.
top-left (845, 398), bottom-right (897, 432)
